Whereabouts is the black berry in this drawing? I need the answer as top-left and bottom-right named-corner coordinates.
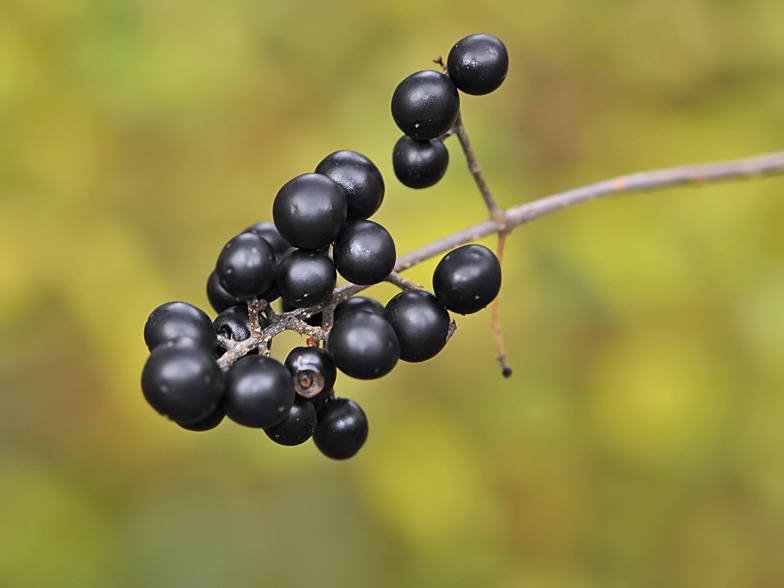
top-left (447, 34), bottom-right (509, 96)
top-left (177, 406), bottom-right (225, 432)
top-left (223, 354), bottom-right (296, 428)
top-left (384, 290), bottom-right (451, 362)
top-left (328, 311), bottom-right (400, 380)
top-left (392, 135), bottom-right (449, 189)
top-left (215, 232), bottom-right (276, 299)
top-left (207, 271), bottom-right (242, 314)
top-left (285, 346), bottom-right (337, 398)
top-left (276, 249), bottom-right (337, 307)
top-left (391, 70), bottom-right (460, 140)
top-left (332, 219), bottom-right (396, 285)
top-left (144, 301), bottom-right (215, 351)
top-left (313, 397), bottom-right (368, 460)
top-left (333, 296), bottom-right (385, 323)
top-left (214, 304), bottom-right (268, 343)
top-left (264, 399), bottom-right (318, 446)
top-left (315, 151), bottom-right (385, 220)
top-left (244, 221), bottom-right (291, 255)
top-left (433, 244), bottom-right (502, 314)
top-left (272, 173), bottom-right (347, 250)
top-left (141, 338), bottom-right (225, 424)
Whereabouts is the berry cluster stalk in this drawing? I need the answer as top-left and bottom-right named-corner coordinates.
top-left (216, 148), bottom-right (784, 371)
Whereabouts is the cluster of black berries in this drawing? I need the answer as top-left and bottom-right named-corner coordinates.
top-left (392, 33), bottom-right (509, 189)
top-left (140, 33), bottom-right (507, 460)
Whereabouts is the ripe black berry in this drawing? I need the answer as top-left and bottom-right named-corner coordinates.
top-left (332, 219), bottom-right (396, 285)
top-left (447, 34), bottom-right (509, 95)
top-left (276, 249), bottom-right (336, 307)
top-left (215, 232), bottom-right (276, 299)
top-left (285, 346), bottom-right (337, 398)
top-left (207, 271), bottom-right (242, 314)
top-left (177, 406), bottom-right (225, 432)
top-left (384, 290), bottom-right (451, 362)
top-left (328, 311), bottom-right (400, 379)
top-left (223, 354), bottom-right (295, 428)
top-left (333, 296), bottom-right (385, 323)
top-left (144, 301), bottom-right (216, 351)
top-left (244, 221), bottom-right (291, 255)
top-left (264, 399), bottom-right (318, 446)
top-left (433, 244), bottom-right (502, 314)
top-left (272, 173), bottom-right (347, 250)
top-left (313, 397), bottom-right (368, 460)
top-left (391, 70), bottom-right (460, 140)
top-left (392, 135), bottom-right (449, 189)
top-left (315, 151), bottom-right (385, 220)
top-left (141, 339), bottom-right (225, 424)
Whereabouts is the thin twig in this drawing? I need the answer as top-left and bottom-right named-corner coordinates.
top-left (395, 150), bottom-right (784, 272)
top-left (218, 149), bottom-right (784, 371)
top-left (385, 272), bottom-right (427, 291)
top-left (491, 231), bottom-right (512, 377)
top-left (453, 112), bottom-right (504, 220)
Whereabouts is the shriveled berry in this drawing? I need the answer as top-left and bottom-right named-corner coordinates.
top-left (332, 219), bottom-right (396, 285)
top-left (391, 70), bottom-right (460, 140)
top-left (144, 301), bottom-right (215, 351)
top-left (433, 244), bottom-right (502, 314)
top-left (315, 151), bottom-right (385, 220)
top-left (384, 290), bottom-right (451, 362)
top-left (447, 34), bottom-right (509, 96)
top-left (392, 135), bottom-right (449, 189)
top-left (313, 397), bottom-right (368, 460)
top-left (285, 346), bottom-right (337, 398)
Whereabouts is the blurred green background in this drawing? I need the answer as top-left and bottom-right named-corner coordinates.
top-left (2, 0), bottom-right (784, 586)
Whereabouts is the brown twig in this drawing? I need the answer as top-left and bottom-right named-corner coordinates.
top-left (385, 271), bottom-right (427, 291)
top-left (491, 231), bottom-right (512, 377)
top-left (217, 149), bottom-right (784, 371)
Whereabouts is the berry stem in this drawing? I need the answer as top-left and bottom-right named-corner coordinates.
top-left (218, 149), bottom-right (784, 371)
top-left (385, 271), bottom-right (427, 291)
top-left (491, 231), bottom-right (512, 377)
top-left (452, 112), bottom-right (505, 220)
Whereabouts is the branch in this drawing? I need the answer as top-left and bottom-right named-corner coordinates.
top-left (395, 150), bottom-right (784, 272)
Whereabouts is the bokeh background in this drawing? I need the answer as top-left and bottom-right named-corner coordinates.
top-left (2, 0), bottom-right (784, 586)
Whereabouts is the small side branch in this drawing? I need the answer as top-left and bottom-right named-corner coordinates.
top-left (385, 272), bottom-right (427, 291)
top-left (453, 113), bottom-right (504, 220)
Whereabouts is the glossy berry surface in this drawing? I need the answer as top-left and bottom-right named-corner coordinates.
top-left (315, 151), bottom-right (385, 220)
top-left (141, 339), bottom-right (225, 424)
top-left (276, 249), bottom-right (336, 307)
top-left (285, 346), bottom-right (337, 398)
top-left (391, 70), bottom-right (460, 140)
top-left (392, 135), bottom-right (449, 189)
top-left (332, 219), bottom-right (396, 285)
top-left (313, 397), bottom-right (369, 460)
top-left (433, 244), bottom-right (502, 314)
top-left (223, 355), bottom-right (295, 428)
top-left (244, 221), bottom-right (290, 255)
top-left (384, 290), bottom-right (451, 362)
top-left (177, 406), bottom-right (225, 432)
top-left (144, 301), bottom-right (216, 351)
top-left (264, 400), bottom-right (318, 446)
top-left (272, 173), bottom-right (347, 250)
top-left (447, 33), bottom-right (509, 95)
top-left (207, 271), bottom-right (242, 314)
top-left (328, 311), bottom-right (400, 380)
top-left (215, 232), bottom-right (276, 299)
top-left (333, 296), bottom-right (385, 323)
